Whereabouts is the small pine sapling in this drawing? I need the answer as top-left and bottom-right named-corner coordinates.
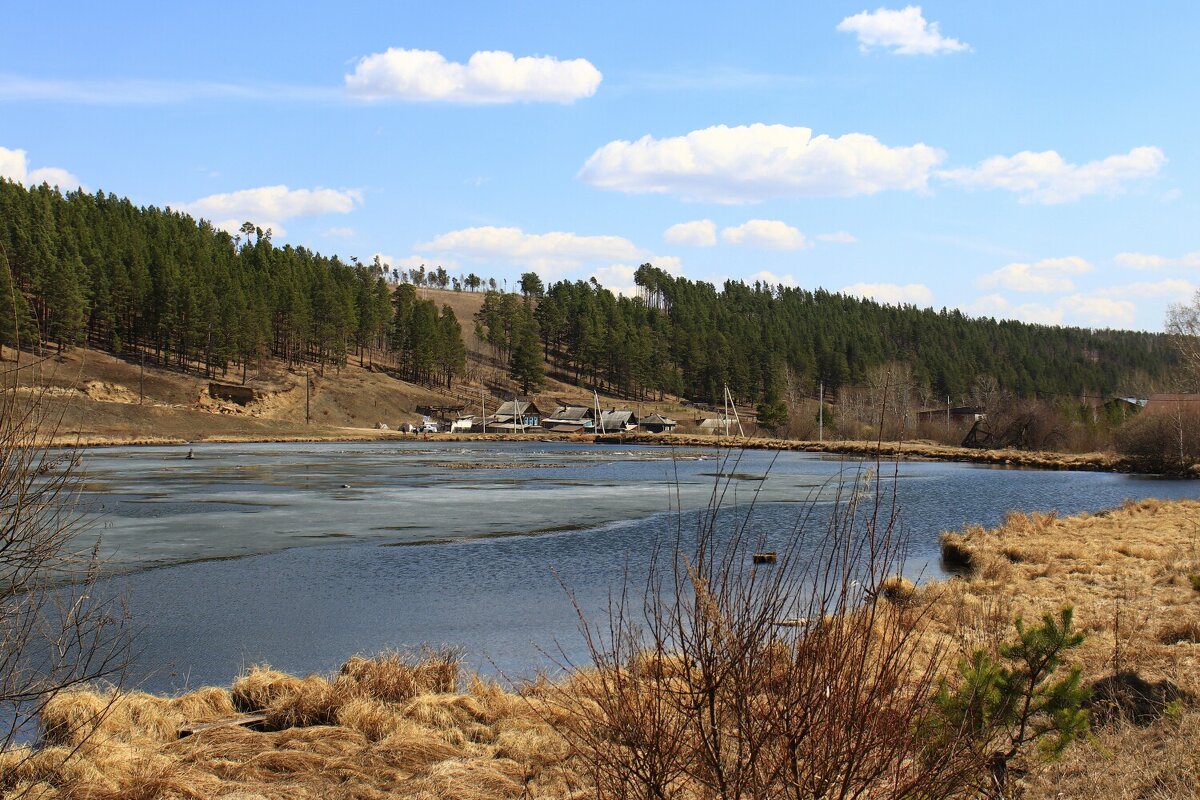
top-left (933, 607), bottom-right (1090, 798)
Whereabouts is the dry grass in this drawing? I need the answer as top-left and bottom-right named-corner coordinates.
top-left (9, 501), bottom-right (1200, 798)
top-left (4, 652), bottom-right (581, 800)
top-left (925, 498), bottom-right (1200, 798)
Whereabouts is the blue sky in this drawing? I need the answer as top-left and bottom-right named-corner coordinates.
top-left (2, 2), bottom-right (1197, 331)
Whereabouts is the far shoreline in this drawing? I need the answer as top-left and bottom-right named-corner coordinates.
top-left (57, 429), bottom-right (1197, 478)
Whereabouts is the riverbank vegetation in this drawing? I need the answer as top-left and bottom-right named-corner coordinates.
top-left (3, 487), bottom-right (1197, 798)
top-left (0, 366), bottom-right (131, 793)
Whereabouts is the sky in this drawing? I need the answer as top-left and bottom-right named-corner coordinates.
top-left (2, 2), bottom-right (1198, 331)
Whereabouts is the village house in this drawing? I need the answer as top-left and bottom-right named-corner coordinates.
top-left (639, 412), bottom-right (678, 433)
top-left (697, 416), bottom-right (734, 435)
top-left (485, 398), bottom-right (544, 432)
top-left (916, 406), bottom-right (986, 424)
top-left (542, 405), bottom-right (596, 433)
top-left (597, 409), bottom-right (638, 432)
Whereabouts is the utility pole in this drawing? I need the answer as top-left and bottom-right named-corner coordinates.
top-left (946, 394), bottom-right (950, 432)
top-left (818, 381), bottom-right (824, 442)
top-left (481, 386), bottom-right (487, 434)
top-left (305, 370), bottom-right (311, 424)
top-left (139, 349), bottom-right (144, 405)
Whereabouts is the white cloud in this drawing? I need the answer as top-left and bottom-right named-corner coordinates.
top-left (748, 270), bottom-right (798, 287)
top-left (837, 5), bottom-right (970, 55)
top-left (721, 219), bottom-right (809, 250)
top-left (181, 185), bottom-right (363, 237)
top-left (0, 145), bottom-right (84, 190)
top-left (978, 256), bottom-right (1092, 293)
top-left (663, 219), bottom-right (717, 246)
top-left (840, 282), bottom-right (933, 306)
top-left (323, 226), bottom-right (356, 238)
top-left (345, 48), bottom-right (601, 104)
top-left (817, 231), bottom-right (857, 244)
top-left (589, 264), bottom-right (640, 296)
top-left (964, 292), bottom-right (1136, 328)
top-left (1096, 279), bottom-right (1197, 299)
top-left (578, 123), bottom-right (945, 203)
top-left (965, 294), bottom-right (1063, 325)
top-left (415, 225), bottom-right (677, 278)
top-left (1115, 251), bottom-right (1200, 271)
top-left (1057, 294), bottom-right (1136, 328)
top-left (939, 146), bottom-right (1166, 204)
top-left (0, 76), bottom-right (338, 105)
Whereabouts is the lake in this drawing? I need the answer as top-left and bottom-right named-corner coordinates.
top-left (72, 441), bottom-right (1200, 694)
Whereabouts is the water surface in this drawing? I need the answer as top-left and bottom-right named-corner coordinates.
top-left (75, 441), bottom-right (1199, 693)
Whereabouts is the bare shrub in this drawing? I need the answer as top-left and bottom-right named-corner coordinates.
top-left (1115, 404), bottom-right (1200, 472)
top-left (1, 361), bottom-right (130, 792)
top-left (545, 457), bottom-right (978, 799)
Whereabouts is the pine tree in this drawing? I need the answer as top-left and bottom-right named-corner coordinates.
top-left (509, 307), bottom-right (544, 394)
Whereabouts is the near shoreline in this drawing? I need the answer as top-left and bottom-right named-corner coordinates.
top-left (8, 498), bottom-right (1198, 799)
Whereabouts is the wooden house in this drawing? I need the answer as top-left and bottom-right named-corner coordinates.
top-left (698, 416), bottom-right (733, 435)
top-left (543, 405), bottom-right (596, 433)
top-left (487, 398), bottom-right (544, 432)
top-left (597, 409), bottom-right (638, 432)
top-left (640, 412), bottom-right (678, 433)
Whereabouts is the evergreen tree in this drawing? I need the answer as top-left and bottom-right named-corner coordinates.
top-left (0, 247), bottom-right (31, 349)
top-left (509, 306), bottom-right (544, 394)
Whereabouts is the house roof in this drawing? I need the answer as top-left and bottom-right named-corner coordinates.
top-left (545, 423), bottom-right (587, 433)
top-left (641, 413), bottom-right (677, 426)
top-left (598, 409), bottom-right (637, 429)
top-left (494, 398), bottom-right (542, 417)
top-left (546, 405), bottom-right (593, 422)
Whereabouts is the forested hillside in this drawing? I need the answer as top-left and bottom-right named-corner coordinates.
top-left (0, 179), bottom-right (1177, 410)
top-left (523, 266), bottom-right (1176, 405)
top-left (0, 180), bottom-right (464, 386)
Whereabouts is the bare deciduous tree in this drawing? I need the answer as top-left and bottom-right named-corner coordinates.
top-left (1166, 289), bottom-right (1200, 390)
top-left (547, 456), bottom-right (978, 799)
top-left (1, 363), bottom-right (130, 791)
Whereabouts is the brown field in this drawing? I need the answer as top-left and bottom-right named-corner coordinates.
top-left (5, 500), bottom-right (1200, 799)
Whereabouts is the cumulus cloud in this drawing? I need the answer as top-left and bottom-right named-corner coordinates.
top-left (181, 185), bottom-right (363, 237)
top-left (578, 123), bottom-right (945, 203)
top-left (1095, 279), bottom-right (1197, 299)
top-left (978, 256), bottom-right (1092, 293)
top-left (0, 145), bottom-right (84, 190)
top-left (415, 225), bottom-right (677, 279)
top-left (817, 231), bottom-right (857, 244)
top-left (1057, 294), bottom-right (1136, 328)
top-left (840, 282), bottom-right (933, 306)
top-left (664, 219), bottom-right (717, 247)
top-left (837, 5), bottom-right (970, 55)
top-left (939, 146), bottom-right (1166, 204)
top-left (748, 270), bottom-right (798, 288)
top-left (966, 294), bottom-right (1062, 325)
top-left (721, 219), bottom-right (809, 250)
top-left (965, 292), bottom-right (1136, 328)
top-left (1115, 251), bottom-right (1200, 271)
top-left (345, 48), bottom-right (601, 104)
